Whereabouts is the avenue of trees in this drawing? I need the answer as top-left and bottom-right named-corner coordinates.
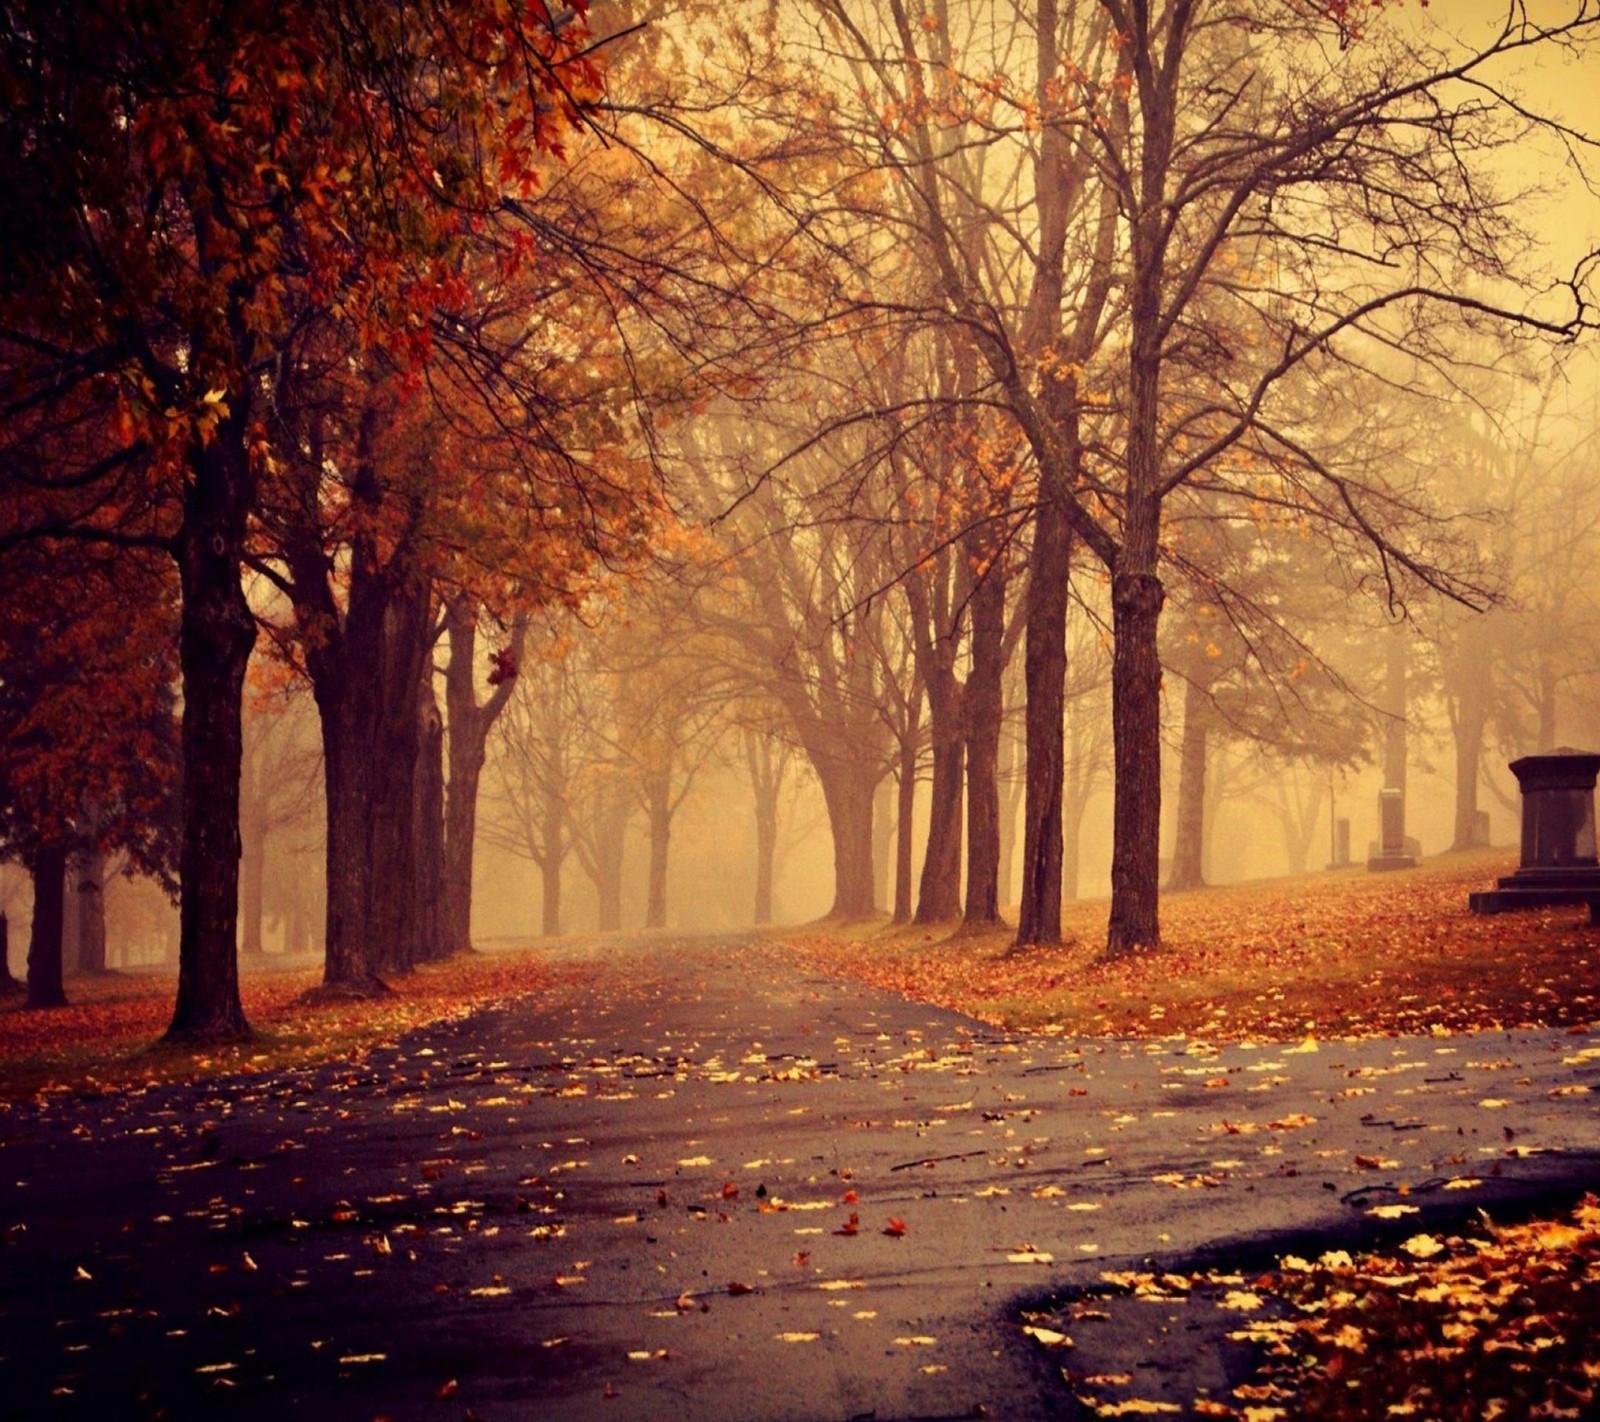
top-left (2, 0), bottom-right (1598, 1037)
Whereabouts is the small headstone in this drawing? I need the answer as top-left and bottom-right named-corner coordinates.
top-left (1472, 808), bottom-right (1491, 848)
top-left (1334, 817), bottom-right (1350, 867)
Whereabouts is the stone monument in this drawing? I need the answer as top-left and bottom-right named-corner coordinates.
top-left (1468, 748), bottom-right (1600, 920)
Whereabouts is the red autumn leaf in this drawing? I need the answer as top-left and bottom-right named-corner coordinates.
top-left (883, 1217), bottom-right (907, 1237)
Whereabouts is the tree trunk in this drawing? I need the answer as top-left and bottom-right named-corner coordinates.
top-left (1167, 675), bottom-right (1210, 891)
top-left (916, 665), bottom-right (964, 922)
top-left (540, 785), bottom-right (565, 936)
top-left (818, 764), bottom-right (876, 919)
top-left (315, 681), bottom-right (384, 991)
top-left (313, 666), bottom-right (387, 994)
top-left (997, 727), bottom-right (1024, 913)
top-left (167, 439), bottom-right (255, 1042)
top-left (1106, 568), bottom-right (1165, 955)
top-left (369, 584), bottom-right (430, 976)
top-left (1452, 706), bottom-right (1487, 852)
top-left (753, 777), bottom-right (779, 929)
top-left (893, 738), bottom-right (917, 924)
top-left (1384, 630), bottom-right (1408, 790)
top-left (76, 846), bottom-right (108, 974)
top-left (964, 553), bottom-right (1006, 926)
top-left (441, 603), bottom-right (485, 955)
top-left (441, 599), bottom-right (526, 956)
top-left (1283, 776), bottom-right (1327, 875)
top-left (1062, 787), bottom-right (1083, 902)
top-left (754, 801), bottom-right (776, 925)
top-left (26, 841), bottom-right (68, 1009)
top-left (645, 776), bottom-right (671, 929)
top-left (595, 795), bottom-right (626, 932)
top-left (1535, 659), bottom-right (1557, 754)
top-left (1016, 496), bottom-right (1072, 945)
top-left (414, 683), bottom-right (446, 960)
top-left (872, 775), bottom-right (893, 915)
top-left (239, 790), bottom-right (266, 958)
top-left (744, 731), bottom-right (785, 926)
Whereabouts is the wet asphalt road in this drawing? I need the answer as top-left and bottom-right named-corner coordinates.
top-left (2, 931), bottom-right (1598, 1421)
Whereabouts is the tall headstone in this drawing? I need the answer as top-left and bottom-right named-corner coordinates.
top-left (1368, 788), bottom-right (1417, 871)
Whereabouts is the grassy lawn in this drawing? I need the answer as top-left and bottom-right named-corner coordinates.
top-left (783, 850), bottom-right (1600, 1041)
top-left (0, 948), bottom-right (580, 1101)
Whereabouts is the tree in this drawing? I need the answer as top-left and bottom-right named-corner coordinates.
top-left (0, 539), bottom-right (180, 1007)
top-left (772, 0), bottom-right (1599, 956)
top-left (485, 639), bottom-right (588, 937)
top-left (0, 0), bottom-right (604, 1036)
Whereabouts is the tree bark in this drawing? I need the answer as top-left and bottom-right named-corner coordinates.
top-left (310, 634), bottom-right (388, 994)
top-left (239, 788), bottom-right (266, 958)
top-left (369, 582), bottom-right (431, 976)
top-left (748, 737), bottom-right (783, 926)
top-left (1062, 786), bottom-right (1084, 902)
top-left (1384, 630), bottom-right (1408, 794)
top-left (872, 775), bottom-right (893, 915)
top-left (997, 727), bottom-right (1024, 914)
top-left (441, 599), bottom-right (526, 955)
top-left (893, 738), bottom-right (917, 924)
top-left (754, 797), bottom-right (777, 925)
top-left (1167, 674), bottom-right (1211, 891)
top-left (167, 437), bottom-right (255, 1042)
top-left (1106, 568), bottom-right (1165, 955)
top-left (595, 794), bottom-right (626, 932)
top-left (76, 846), bottom-right (108, 974)
top-left (644, 774), bottom-right (671, 928)
top-left (963, 551), bottom-right (1006, 926)
top-left (916, 661), bottom-right (964, 922)
top-left (1536, 660), bottom-right (1558, 753)
top-left (26, 841), bottom-right (68, 1009)
top-left (414, 682), bottom-right (446, 960)
top-left (540, 783), bottom-right (565, 936)
top-left (818, 764), bottom-right (876, 919)
top-left (1016, 497), bottom-right (1073, 945)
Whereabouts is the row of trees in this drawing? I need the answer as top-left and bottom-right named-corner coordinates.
top-left (3, 0), bottom-right (1598, 1036)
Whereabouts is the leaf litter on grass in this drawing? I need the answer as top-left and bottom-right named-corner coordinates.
top-left (782, 852), bottom-right (1600, 1043)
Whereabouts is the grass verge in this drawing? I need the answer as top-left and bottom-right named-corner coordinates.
top-left (0, 948), bottom-right (578, 1100)
top-left (782, 850), bottom-right (1600, 1041)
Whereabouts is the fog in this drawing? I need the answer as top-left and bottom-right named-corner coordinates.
top-left (4, 0), bottom-right (1600, 993)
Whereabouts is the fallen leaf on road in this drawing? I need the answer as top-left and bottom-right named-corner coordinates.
top-left (1367, 1205), bottom-right (1419, 1220)
top-left (1021, 1325), bottom-right (1072, 1348)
